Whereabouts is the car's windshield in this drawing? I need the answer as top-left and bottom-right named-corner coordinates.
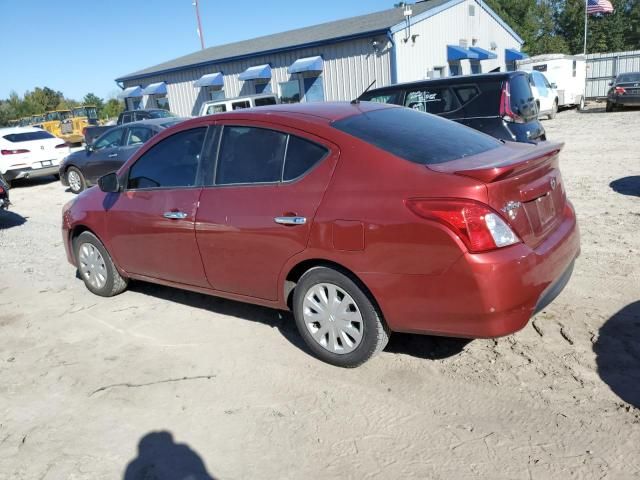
top-left (332, 106), bottom-right (501, 165)
top-left (3, 130), bottom-right (55, 142)
top-left (617, 73), bottom-right (640, 83)
top-left (149, 110), bottom-right (176, 118)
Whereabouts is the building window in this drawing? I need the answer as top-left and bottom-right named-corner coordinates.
top-left (470, 61), bottom-right (481, 74)
top-left (155, 95), bottom-right (170, 110)
top-left (209, 88), bottom-right (225, 101)
top-left (279, 80), bottom-right (301, 103)
top-left (254, 80), bottom-right (272, 94)
top-left (469, 5), bottom-right (475, 16)
top-left (128, 98), bottom-right (142, 110)
top-left (303, 76), bottom-right (324, 102)
top-left (572, 60), bottom-right (577, 77)
top-left (449, 63), bottom-right (461, 76)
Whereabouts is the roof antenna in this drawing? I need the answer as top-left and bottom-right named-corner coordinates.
top-left (351, 80), bottom-right (376, 104)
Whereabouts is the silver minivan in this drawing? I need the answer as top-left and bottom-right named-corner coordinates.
top-left (198, 94), bottom-right (279, 116)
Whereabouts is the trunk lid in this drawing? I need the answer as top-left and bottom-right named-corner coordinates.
top-left (429, 141), bottom-right (566, 248)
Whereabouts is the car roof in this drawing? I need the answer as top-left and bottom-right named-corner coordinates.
top-left (363, 71), bottom-right (524, 93)
top-left (115, 117), bottom-right (187, 128)
top-left (199, 101), bottom-right (394, 122)
top-left (0, 126), bottom-right (50, 135)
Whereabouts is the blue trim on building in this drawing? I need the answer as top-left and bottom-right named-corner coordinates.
top-left (118, 86), bottom-right (143, 98)
top-left (469, 46), bottom-right (498, 60)
top-left (505, 48), bottom-right (528, 62)
top-left (386, 31), bottom-right (397, 85)
top-left (141, 82), bottom-right (167, 95)
top-left (239, 64), bottom-right (272, 80)
top-left (447, 45), bottom-right (479, 61)
top-left (194, 72), bottom-right (224, 87)
top-left (288, 56), bottom-right (323, 74)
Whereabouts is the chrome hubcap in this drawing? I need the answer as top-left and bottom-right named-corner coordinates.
top-left (78, 242), bottom-right (107, 290)
top-left (68, 171), bottom-right (81, 191)
top-left (303, 283), bottom-right (363, 354)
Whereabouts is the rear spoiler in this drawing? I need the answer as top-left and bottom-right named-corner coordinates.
top-left (430, 142), bottom-right (563, 183)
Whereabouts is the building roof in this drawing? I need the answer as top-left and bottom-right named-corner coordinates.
top-left (116, 0), bottom-right (448, 82)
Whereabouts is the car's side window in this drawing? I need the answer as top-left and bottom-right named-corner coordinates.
top-left (404, 88), bottom-right (460, 115)
top-left (283, 135), bottom-right (328, 181)
top-left (215, 126), bottom-right (287, 185)
top-left (94, 128), bottom-right (124, 150)
top-left (126, 127), bottom-right (153, 146)
top-left (127, 127), bottom-right (206, 190)
top-left (121, 113), bottom-right (132, 123)
top-left (453, 85), bottom-right (480, 105)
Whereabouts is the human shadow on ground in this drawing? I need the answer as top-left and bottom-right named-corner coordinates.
top-left (129, 281), bottom-right (468, 362)
top-left (123, 431), bottom-right (216, 480)
top-left (594, 301), bottom-right (640, 409)
top-left (610, 176), bottom-right (640, 197)
top-left (0, 210), bottom-right (27, 229)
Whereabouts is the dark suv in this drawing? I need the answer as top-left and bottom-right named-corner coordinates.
top-left (359, 72), bottom-right (545, 143)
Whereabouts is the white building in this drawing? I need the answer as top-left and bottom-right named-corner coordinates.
top-left (115, 0), bottom-right (525, 116)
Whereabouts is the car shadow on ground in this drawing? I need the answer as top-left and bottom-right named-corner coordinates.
top-left (9, 175), bottom-right (58, 189)
top-left (128, 281), bottom-right (469, 362)
top-left (0, 210), bottom-right (27, 229)
top-left (610, 176), bottom-right (640, 197)
top-left (123, 430), bottom-right (217, 480)
top-left (594, 301), bottom-right (640, 409)
top-left (579, 105), bottom-right (640, 114)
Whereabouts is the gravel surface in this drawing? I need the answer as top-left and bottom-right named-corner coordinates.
top-left (1, 106), bottom-right (639, 479)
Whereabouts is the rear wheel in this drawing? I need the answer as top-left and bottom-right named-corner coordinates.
top-left (67, 167), bottom-right (86, 194)
top-left (578, 96), bottom-right (585, 111)
top-left (74, 231), bottom-right (128, 297)
top-left (548, 100), bottom-right (558, 119)
top-left (606, 101), bottom-right (615, 112)
top-left (293, 267), bottom-right (389, 367)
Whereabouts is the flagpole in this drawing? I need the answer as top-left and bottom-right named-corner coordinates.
top-left (583, 0), bottom-right (588, 55)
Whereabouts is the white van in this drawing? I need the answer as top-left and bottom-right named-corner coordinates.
top-left (517, 54), bottom-right (586, 110)
top-left (198, 94), bottom-right (279, 116)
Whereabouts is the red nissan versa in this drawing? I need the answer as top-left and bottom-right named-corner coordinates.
top-left (61, 102), bottom-right (580, 367)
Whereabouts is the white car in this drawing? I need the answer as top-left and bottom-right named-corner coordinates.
top-left (528, 71), bottom-right (559, 120)
top-left (0, 127), bottom-right (70, 185)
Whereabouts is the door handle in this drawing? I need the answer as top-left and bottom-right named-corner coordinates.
top-left (274, 216), bottom-right (306, 225)
top-left (163, 211), bottom-right (188, 220)
top-left (108, 153), bottom-right (118, 158)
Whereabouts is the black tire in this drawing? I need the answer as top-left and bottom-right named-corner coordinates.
top-left (606, 101), bottom-right (615, 112)
top-left (548, 100), bottom-right (558, 120)
top-left (66, 167), bottom-right (86, 194)
top-left (74, 231), bottom-right (128, 297)
top-left (293, 266), bottom-right (389, 368)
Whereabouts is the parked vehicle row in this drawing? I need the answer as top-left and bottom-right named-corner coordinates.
top-left (606, 72), bottom-right (640, 112)
top-left (82, 108), bottom-right (177, 145)
top-left (0, 127), bottom-right (70, 185)
top-left (62, 102), bottom-right (580, 367)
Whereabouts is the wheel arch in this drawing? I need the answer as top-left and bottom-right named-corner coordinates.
top-left (68, 225), bottom-right (125, 276)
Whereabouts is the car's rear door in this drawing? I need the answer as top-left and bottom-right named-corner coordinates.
top-left (195, 121), bottom-right (338, 300)
top-left (106, 126), bottom-right (210, 287)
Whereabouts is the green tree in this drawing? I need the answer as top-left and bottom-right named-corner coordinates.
top-left (83, 92), bottom-right (104, 110)
top-left (24, 87), bottom-right (64, 113)
top-left (102, 98), bottom-right (125, 120)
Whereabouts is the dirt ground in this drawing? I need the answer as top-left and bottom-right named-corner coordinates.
top-left (1, 106), bottom-right (639, 480)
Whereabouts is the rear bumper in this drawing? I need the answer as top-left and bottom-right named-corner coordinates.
top-left (361, 202), bottom-right (580, 338)
top-left (612, 95), bottom-right (640, 106)
top-left (3, 165), bottom-right (59, 182)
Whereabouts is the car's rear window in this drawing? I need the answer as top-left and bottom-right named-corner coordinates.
top-left (3, 131), bottom-right (55, 142)
top-left (148, 110), bottom-right (176, 118)
top-left (617, 73), bottom-right (640, 83)
top-left (508, 74), bottom-right (533, 111)
top-left (331, 107), bottom-right (500, 165)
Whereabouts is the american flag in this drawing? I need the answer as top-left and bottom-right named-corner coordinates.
top-left (587, 0), bottom-right (614, 15)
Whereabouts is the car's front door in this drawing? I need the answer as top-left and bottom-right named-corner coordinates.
top-left (106, 126), bottom-right (210, 287)
top-left (85, 127), bottom-right (125, 183)
top-left (196, 123), bottom-right (338, 300)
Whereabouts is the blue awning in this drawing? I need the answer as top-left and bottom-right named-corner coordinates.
top-left (118, 86), bottom-right (143, 99)
top-left (238, 64), bottom-right (271, 81)
top-left (505, 48), bottom-right (528, 62)
top-left (288, 56), bottom-right (324, 74)
top-left (469, 47), bottom-right (497, 60)
top-left (194, 72), bottom-right (224, 87)
top-left (447, 45), bottom-right (479, 61)
top-left (141, 82), bottom-right (167, 95)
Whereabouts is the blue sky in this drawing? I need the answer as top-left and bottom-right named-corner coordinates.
top-left (0, 0), bottom-right (396, 101)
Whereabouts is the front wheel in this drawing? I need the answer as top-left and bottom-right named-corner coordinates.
top-left (293, 267), bottom-right (389, 367)
top-left (66, 167), bottom-right (86, 194)
top-left (74, 231), bottom-right (128, 297)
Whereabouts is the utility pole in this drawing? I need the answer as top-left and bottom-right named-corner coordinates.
top-left (583, 0), bottom-right (588, 55)
top-left (193, 0), bottom-right (205, 50)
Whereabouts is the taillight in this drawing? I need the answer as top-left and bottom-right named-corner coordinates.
top-left (55, 143), bottom-right (69, 148)
top-left (82, 127), bottom-right (87, 136)
top-left (615, 86), bottom-right (626, 95)
top-left (499, 81), bottom-right (525, 124)
top-left (405, 199), bottom-right (520, 253)
top-left (1, 149), bottom-right (29, 155)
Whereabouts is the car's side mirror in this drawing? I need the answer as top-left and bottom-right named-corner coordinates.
top-left (85, 143), bottom-right (94, 153)
top-left (608, 81), bottom-right (613, 86)
top-left (98, 172), bottom-right (120, 193)
top-left (550, 82), bottom-right (557, 89)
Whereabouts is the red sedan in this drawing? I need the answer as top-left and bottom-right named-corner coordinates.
top-left (62, 102), bottom-right (580, 367)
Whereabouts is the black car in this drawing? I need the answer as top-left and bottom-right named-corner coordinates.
top-left (60, 118), bottom-right (183, 193)
top-left (83, 109), bottom-right (177, 145)
top-left (358, 72), bottom-right (545, 143)
top-left (0, 175), bottom-right (9, 210)
top-left (606, 72), bottom-right (640, 112)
